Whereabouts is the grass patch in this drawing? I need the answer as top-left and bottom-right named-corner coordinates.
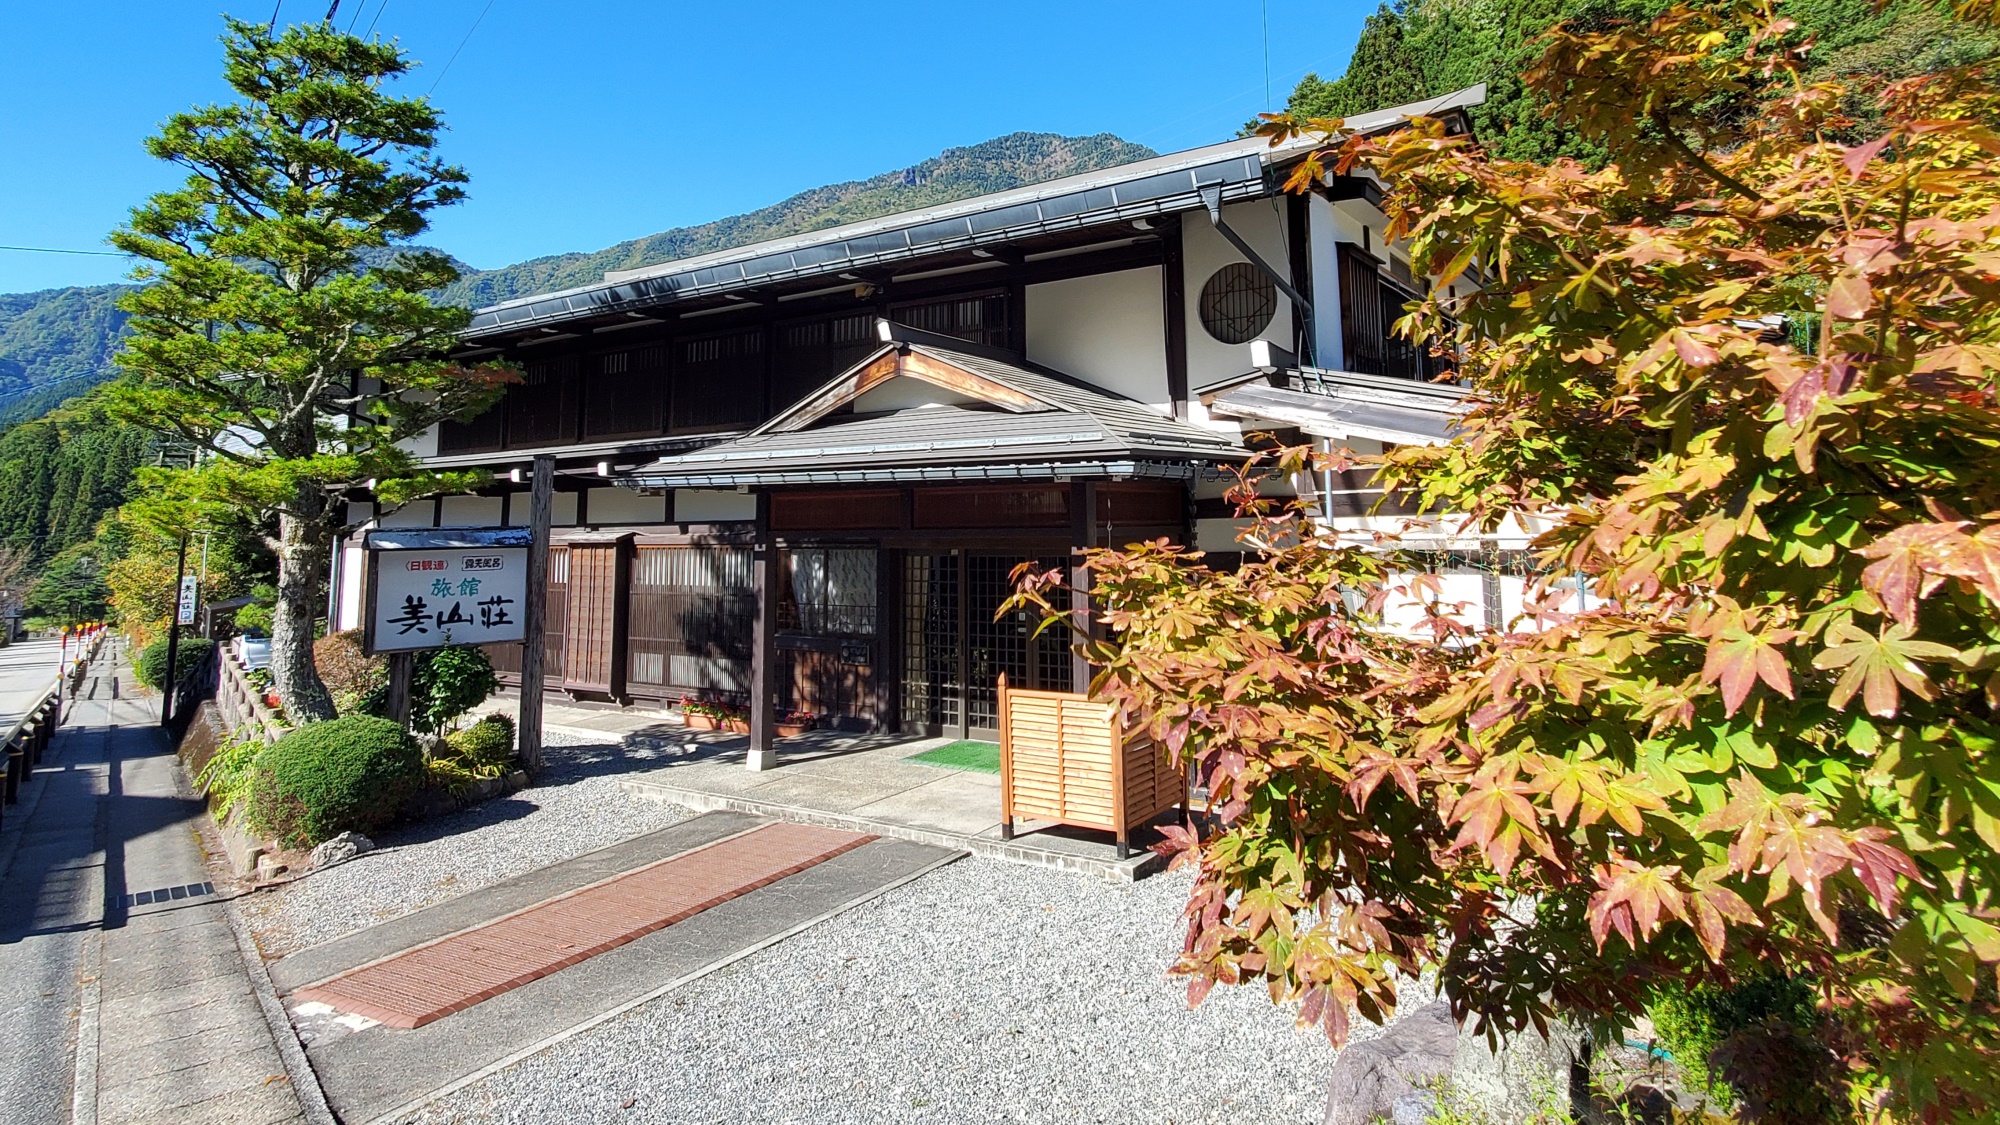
top-left (905, 740), bottom-right (1002, 773)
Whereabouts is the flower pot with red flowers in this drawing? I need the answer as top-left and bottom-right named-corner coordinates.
top-left (775, 710), bottom-right (817, 738)
top-left (679, 695), bottom-right (725, 731)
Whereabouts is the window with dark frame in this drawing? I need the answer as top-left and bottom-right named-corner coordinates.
top-left (506, 355), bottom-right (579, 446)
top-left (1197, 262), bottom-right (1277, 345)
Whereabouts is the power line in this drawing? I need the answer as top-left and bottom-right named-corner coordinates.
top-left (366, 0), bottom-right (389, 36)
top-left (1262, 0), bottom-right (1272, 109)
top-left (0, 245), bottom-right (128, 258)
top-left (270, 0), bottom-right (284, 29)
top-left (427, 0), bottom-right (497, 97)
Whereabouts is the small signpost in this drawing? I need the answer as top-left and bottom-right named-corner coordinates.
top-left (176, 574), bottom-right (199, 627)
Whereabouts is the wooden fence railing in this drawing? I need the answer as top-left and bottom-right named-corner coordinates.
top-left (997, 674), bottom-right (1186, 858)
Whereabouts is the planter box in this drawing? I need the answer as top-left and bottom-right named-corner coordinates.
top-left (775, 721), bottom-right (815, 738)
top-left (722, 717), bottom-right (750, 734)
top-left (683, 712), bottom-right (719, 731)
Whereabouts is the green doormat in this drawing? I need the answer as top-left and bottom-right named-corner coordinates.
top-left (905, 740), bottom-right (1002, 773)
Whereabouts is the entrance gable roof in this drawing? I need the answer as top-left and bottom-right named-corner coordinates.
top-left (621, 326), bottom-right (1245, 489)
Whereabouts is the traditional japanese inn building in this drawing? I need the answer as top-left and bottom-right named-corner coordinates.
top-left (330, 86), bottom-right (1491, 764)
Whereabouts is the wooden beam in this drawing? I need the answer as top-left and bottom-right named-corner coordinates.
top-left (768, 347), bottom-right (1052, 435)
top-left (1162, 216), bottom-right (1190, 419)
top-left (1070, 479), bottom-right (1097, 697)
top-left (517, 454), bottom-right (555, 773)
top-left (747, 492), bottom-right (779, 771)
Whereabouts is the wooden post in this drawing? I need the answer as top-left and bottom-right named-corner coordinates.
top-left (517, 455), bottom-right (555, 773)
top-left (160, 534), bottom-right (189, 727)
top-left (746, 492), bottom-right (778, 771)
top-left (997, 673), bottom-right (1013, 840)
top-left (385, 651), bottom-right (413, 727)
top-left (1069, 480), bottom-right (1097, 698)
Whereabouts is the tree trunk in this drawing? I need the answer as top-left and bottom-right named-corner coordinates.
top-left (272, 487), bottom-right (337, 724)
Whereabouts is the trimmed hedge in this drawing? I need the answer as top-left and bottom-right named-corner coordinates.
top-left (134, 637), bottom-right (215, 690)
top-left (250, 715), bottom-right (425, 846)
top-left (444, 714), bottom-right (516, 773)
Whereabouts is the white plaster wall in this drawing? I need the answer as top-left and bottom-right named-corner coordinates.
top-left (376, 501), bottom-right (435, 528)
top-left (852, 380), bottom-right (981, 413)
top-left (336, 541), bottom-right (366, 632)
top-left (344, 501), bottom-right (376, 524)
top-left (1308, 194), bottom-right (1348, 369)
top-left (587, 487), bottom-right (667, 525)
top-left (553, 492), bottom-right (579, 526)
top-left (397, 423), bottom-right (440, 459)
top-left (675, 489), bottom-right (757, 522)
top-left (439, 495), bottom-right (503, 527)
top-left (1025, 266), bottom-right (1169, 409)
top-left (1184, 199), bottom-right (1295, 391)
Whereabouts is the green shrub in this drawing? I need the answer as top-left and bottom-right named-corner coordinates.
top-left (133, 636), bottom-right (215, 690)
top-left (313, 629), bottom-right (386, 714)
top-left (444, 714), bottom-right (515, 773)
top-left (249, 715), bottom-right (424, 846)
top-left (194, 735), bottom-right (265, 824)
top-left (411, 645), bottom-right (496, 734)
top-left (1648, 972), bottom-right (1822, 1096)
top-left (233, 602), bottom-right (273, 636)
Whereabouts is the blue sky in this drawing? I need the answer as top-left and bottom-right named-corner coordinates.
top-left (1, 1), bottom-right (1372, 295)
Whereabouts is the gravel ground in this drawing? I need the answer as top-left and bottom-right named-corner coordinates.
top-left (241, 728), bottom-right (692, 957)
top-left (398, 857), bottom-right (1345, 1125)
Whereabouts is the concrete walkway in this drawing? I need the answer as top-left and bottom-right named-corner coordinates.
top-left (480, 696), bottom-right (1176, 880)
top-left (270, 811), bottom-right (956, 1124)
top-left (0, 642), bottom-right (311, 1125)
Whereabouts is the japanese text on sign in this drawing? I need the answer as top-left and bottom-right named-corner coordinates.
top-left (369, 546), bottom-right (528, 652)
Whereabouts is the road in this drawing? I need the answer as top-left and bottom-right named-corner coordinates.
top-left (0, 635), bottom-right (67, 729)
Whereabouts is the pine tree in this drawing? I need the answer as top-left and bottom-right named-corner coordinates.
top-left (107, 20), bottom-right (506, 722)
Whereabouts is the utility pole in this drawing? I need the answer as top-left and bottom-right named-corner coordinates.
top-left (516, 455), bottom-right (555, 773)
top-left (160, 534), bottom-right (190, 727)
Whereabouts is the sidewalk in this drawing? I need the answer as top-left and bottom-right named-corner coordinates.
top-left (480, 695), bottom-right (1175, 880)
top-left (0, 644), bottom-right (313, 1125)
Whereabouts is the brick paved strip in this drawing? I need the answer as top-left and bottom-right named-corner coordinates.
top-left (293, 822), bottom-right (873, 1028)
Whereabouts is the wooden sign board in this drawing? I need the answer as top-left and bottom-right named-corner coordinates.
top-left (364, 529), bottom-right (534, 655)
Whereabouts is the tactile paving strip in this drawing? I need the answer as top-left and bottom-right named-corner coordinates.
top-left (293, 821), bottom-right (873, 1028)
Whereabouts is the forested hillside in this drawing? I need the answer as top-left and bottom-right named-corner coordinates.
top-left (1280, 0), bottom-right (1997, 161)
top-left (0, 131), bottom-right (1154, 418)
top-left (436, 131), bottom-right (1156, 308)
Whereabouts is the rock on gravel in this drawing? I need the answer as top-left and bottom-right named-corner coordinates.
top-left (307, 831), bottom-right (376, 870)
top-left (398, 858), bottom-right (1345, 1125)
top-left (242, 728), bottom-right (692, 957)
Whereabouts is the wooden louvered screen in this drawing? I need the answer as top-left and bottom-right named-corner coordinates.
top-left (561, 541), bottom-right (628, 695)
top-left (509, 356), bottom-right (580, 446)
top-left (672, 330), bottom-right (764, 433)
top-left (438, 402), bottom-right (504, 454)
top-left (772, 313), bottom-right (877, 414)
top-left (998, 678), bottom-right (1184, 855)
top-left (582, 345), bottom-right (665, 439)
top-left (625, 545), bottom-right (752, 698)
top-left (485, 546), bottom-right (567, 684)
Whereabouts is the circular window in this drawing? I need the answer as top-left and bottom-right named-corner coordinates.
top-left (1197, 263), bottom-right (1277, 345)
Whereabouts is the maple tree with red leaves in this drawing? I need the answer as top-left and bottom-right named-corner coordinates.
top-left (1010, 1), bottom-right (2000, 1119)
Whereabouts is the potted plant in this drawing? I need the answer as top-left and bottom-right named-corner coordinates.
top-left (720, 701), bottom-right (751, 734)
top-left (679, 695), bottom-right (724, 731)
top-left (775, 709), bottom-right (817, 738)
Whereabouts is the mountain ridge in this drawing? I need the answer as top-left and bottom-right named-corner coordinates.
top-left (0, 130), bottom-right (1157, 423)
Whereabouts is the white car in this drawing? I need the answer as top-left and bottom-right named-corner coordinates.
top-left (236, 635), bottom-right (272, 671)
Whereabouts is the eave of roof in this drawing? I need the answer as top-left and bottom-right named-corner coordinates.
top-left (464, 86), bottom-right (1486, 341)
